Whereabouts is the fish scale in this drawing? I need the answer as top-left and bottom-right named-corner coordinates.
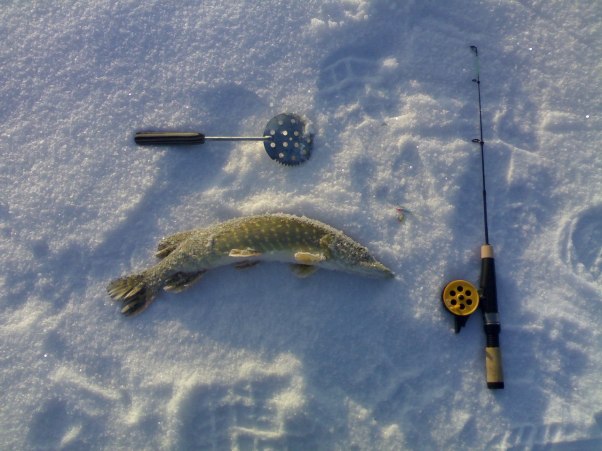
top-left (216, 217), bottom-right (318, 252)
top-left (107, 214), bottom-right (393, 316)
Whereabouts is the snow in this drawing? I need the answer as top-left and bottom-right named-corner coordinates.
top-left (2, 0), bottom-right (601, 449)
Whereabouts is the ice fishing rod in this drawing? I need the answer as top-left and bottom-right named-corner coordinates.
top-left (441, 46), bottom-right (504, 389)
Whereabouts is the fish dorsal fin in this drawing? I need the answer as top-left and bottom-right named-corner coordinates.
top-left (229, 248), bottom-right (262, 257)
top-left (294, 251), bottom-right (326, 264)
top-left (291, 264), bottom-right (319, 278)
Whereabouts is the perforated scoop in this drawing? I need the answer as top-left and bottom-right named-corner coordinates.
top-left (134, 113), bottom-right (313, 166)
top-left (263, 113), bottom-right (312, 165)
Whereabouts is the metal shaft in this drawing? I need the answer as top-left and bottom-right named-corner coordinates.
top-left (204, 136), bottom-right (271, 141)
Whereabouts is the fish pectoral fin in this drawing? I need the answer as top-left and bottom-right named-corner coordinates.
top-left (229, 248), bottom-right (262, 257)
top-left (291, 264), bottom-right (319, 278)
top-left (163, 270), bottom-right (206, 293)
top-left (294, 251), bottom-right (326, 264)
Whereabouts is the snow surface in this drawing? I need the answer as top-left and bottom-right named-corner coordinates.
top-left (2, 0), bottom-right (601, 449)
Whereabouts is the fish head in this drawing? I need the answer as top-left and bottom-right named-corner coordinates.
top-left (320, 233), bottom-right (394, 279)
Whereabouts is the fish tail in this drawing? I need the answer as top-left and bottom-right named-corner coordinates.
top-left (107, 273), bottom-right (156, 316)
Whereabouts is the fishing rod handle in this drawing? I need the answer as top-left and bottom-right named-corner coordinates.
top-left (480, 244), bottom-right (505, 389)
top-left (134, 132), bottom-right (206, 145)
top-left (485, 346), bottom-right (504, 389)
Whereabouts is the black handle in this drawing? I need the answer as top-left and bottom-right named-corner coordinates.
top-left (134, 132), bottom-right (206, 145)
top-left (480, 245), bottom-right (504, 389)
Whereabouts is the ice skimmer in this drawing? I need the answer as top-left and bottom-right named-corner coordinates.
top-left (134, 113), bottom-right (313, 166)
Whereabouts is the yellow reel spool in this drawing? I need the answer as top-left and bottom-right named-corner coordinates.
top-left (442, 280), bottom-right (479, 316)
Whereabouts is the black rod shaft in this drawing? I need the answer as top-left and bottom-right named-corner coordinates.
top-left (471, 45), bottom-right (490, 245)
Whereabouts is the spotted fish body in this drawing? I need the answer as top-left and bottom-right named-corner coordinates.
top-left (107, 214), bottom-right (394, 315)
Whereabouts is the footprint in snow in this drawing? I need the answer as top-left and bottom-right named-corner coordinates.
top-left (316, 46), bottom-right (400, 119)
top-left (485, 417), bottom-right (602, 450)
top-left (174, 373), bottom-right (324, 450)
top-left (561, 204), bottom-right (602, 288)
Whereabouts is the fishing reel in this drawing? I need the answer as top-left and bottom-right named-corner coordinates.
top-left (441, 250), bottom-right (504, 389)
top-left (442, 279), bottom-right (480, 333)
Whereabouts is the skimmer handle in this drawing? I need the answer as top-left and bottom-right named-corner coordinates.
top-left (134, 132), bottom-right (206, 145)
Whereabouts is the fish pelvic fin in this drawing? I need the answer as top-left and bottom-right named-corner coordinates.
top-left (107, 274), bottom-right (156, 316)
top-left (234, 261), bottom-right (260, 270)
top-left (156, 231), bottom-right (194, 259)
top-left (294, 251), bottom-right (326, 264)
top-left (291, 264), bottom-right (319, 278)
top-left (164, 270), bottom-right (206, 292)
top-left (229, 248), bottom-right (262, 257)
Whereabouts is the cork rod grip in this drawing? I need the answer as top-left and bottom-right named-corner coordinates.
top-left (485, 346), bottom-right (504, 389)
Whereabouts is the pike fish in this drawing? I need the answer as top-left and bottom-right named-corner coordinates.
top-left (107, 214), bottom-right (394, 316)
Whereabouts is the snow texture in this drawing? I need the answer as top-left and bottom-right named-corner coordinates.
top-left (1, 0), bottom-right (601, 449)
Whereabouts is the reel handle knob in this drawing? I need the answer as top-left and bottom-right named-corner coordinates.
top-left (134, 132), bottom-right (206, 145)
